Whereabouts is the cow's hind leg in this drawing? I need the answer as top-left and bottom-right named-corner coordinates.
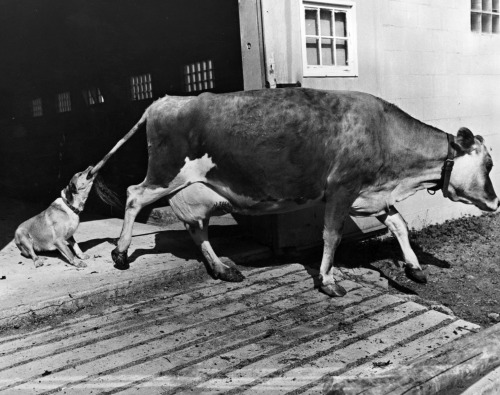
top-left (112, 183), bottom-right (172, 270)
top-left (187, 220), bottom-right (245, 282)
top-left (377, 207), bottom-right (426, 283)
top-left (169, 183), bottom-right (244, 282)
top-left (319, 187), bottom-right (356, 297)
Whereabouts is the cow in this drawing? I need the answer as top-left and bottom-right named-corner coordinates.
top-left (90, 88), bottom-right (498, 297)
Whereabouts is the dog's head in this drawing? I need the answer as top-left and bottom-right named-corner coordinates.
top-left (62, 166), bottom-right (96, 210)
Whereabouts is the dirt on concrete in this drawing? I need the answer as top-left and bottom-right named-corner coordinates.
top-left (336, 212), bottom-right (500, 328)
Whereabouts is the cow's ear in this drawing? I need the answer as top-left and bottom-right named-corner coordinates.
top-left (453, 127), bottom-right (475, 153)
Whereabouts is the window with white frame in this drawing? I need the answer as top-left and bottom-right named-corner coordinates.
top-left (301, 0), bottom-right (357, 77)
top-left (130, 73), bottom-right (153, 101)
top-left (56, 92), bottom-right (71, 113)
top-left (83, 87), bottom-right (104, 106)
top-left (184, 60), bottom-right (214, 93)
top-left (471, 0), bottom-right (499, 34)
top-left (32, 98), bottom-right (43, 117)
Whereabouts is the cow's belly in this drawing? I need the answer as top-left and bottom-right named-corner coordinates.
top-left (209, 182), bottom-right (324, 215)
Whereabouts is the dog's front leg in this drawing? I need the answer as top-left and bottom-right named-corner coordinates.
top-left (54, 239), bottom-right (87, 268)
top-left (68, 236), bottom-right (90, 260)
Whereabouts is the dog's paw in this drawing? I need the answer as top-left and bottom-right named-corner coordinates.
top-left (79, 254), bottom-right (90, 260)
top-left (34, 258), bottom-right (44, 268)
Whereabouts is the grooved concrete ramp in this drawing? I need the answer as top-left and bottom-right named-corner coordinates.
top-left (0, 263), bottom-right (479, 394)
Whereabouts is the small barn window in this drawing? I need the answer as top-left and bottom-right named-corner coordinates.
top-left (301, 0), bottom-right (358, 77)
top-left (471, 0), bottom-right (500, 33)
top-left (83, 87), bottom-right (104, 106)
top-left (130, 73), bottom-right (153, 101)
top-left (32, 98), bottom-right (43, 117)
top-left (56, 92), bottom-right (71, 113)
top-left (184, 60), bottom-right (214, 93)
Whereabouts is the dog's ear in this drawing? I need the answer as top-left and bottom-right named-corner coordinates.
top-left (68, 182), bottom-right (77, 195)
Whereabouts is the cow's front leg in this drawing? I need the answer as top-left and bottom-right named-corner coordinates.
top-left (112, 183), bottom-right (170, 270)
top-left (187, 219), bottom-right (245, 282)
top-left (320, 189), bottom-right (355, 297)
top-left (377, 207), bottom-right (426, 283)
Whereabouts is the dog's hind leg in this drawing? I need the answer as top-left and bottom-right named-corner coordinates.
top-left (15, 232), bottom-right (44, 267)
top-left (54, 239), bottom-right (87, 268)
top-left (68, 236), bottom-right (89, 260)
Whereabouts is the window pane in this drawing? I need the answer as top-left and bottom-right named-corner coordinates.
top-left (321, 38), bottom-right (334, 65)
top-left (482, 12), bottom-right (492, 32)
top-left (306, 37), bottom-right (320, 65)
top-left (494, 0), bottom-right (499, 12)
top-left (305, 9), bottom-right (318, 35)
top-left (471, 11), bottom-right (482, 31)
top-left (472, 0), bottom-right (482, 10)
top-left (494, 14), bottom-right (499, 32)
top-left (336, 39), bottom-right (348, 66)
top-left (335, 12), bottom-right (347, 37)
top-left (482, 0), bottom-right (492, 11)
top-left (320, 9), bottom-right (333, 36)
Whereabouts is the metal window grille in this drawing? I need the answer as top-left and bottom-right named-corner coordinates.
top-left (471, 0), bottom-right (500, 33)
top-left (85, 87), bottom-right (104, 105)
top-left (130, 74), bottom-right (153, 101)
top-left (32, 98), bottom-right (43, 117)
top-left (184, 60), bottom-right (214, 93)
top-left (57, 92), bottom-right (71, 113)
top-left (304, 5), bottom-right (350, 66)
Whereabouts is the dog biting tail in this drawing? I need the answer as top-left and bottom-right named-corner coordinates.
top-left (89, 108), bottom-right (149, 177)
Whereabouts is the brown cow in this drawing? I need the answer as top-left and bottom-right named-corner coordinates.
top-left (91, 88), bottom-right (498, 297)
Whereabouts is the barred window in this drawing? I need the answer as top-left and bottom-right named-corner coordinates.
top-left (471, 0), bottom-right (500, 33)
top-left (184, 60), bottom-right (214, 93)
top-left (32, 98), bottom-right (43, 117)
top-left (83, 87), bottom-right (104, 106)
top-left (56, 92), bottom-right (71, 113)
top-left (131, 73), bottom-right (153, 101)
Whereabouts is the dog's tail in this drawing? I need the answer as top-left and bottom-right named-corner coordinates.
top-left (89, 109), bottom-right (149, 177)
top-left (92, 174), bottom-right (124, 210)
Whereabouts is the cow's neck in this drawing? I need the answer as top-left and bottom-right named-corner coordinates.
top-left (390, 125), bottom-right (450, 198)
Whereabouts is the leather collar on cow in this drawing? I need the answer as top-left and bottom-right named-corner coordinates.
top-left (428, 133), bottom-right (455, 198)
top-left (62, 196), bottom-right (82, 215)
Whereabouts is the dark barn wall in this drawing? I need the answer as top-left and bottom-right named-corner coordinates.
top-left (0, 0), bottom-right (244, 208)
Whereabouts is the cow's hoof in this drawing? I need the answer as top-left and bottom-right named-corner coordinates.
top-left (112, 248), bottom-right (129, 270)
top-left (405, 266), bottom-right (427, 284)
top-left (216, 267), bottom-right (245, 282)
top-left (320, 282), bottom-right (347, 297)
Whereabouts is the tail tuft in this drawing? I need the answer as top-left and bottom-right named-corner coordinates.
top-left (93, 175), bottom-right (124, 209)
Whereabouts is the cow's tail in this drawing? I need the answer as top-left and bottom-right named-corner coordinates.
top-left (92, 174), bottom-right (124, 210)
top-left (89, 109), bottom-right (149, 177)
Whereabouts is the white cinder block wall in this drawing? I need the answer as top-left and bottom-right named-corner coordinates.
top-left (302, 0), bottom-right (500, 230)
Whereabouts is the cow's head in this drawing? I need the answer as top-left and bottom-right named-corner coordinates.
top-left (447, 127), bottom-right (499, 211)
